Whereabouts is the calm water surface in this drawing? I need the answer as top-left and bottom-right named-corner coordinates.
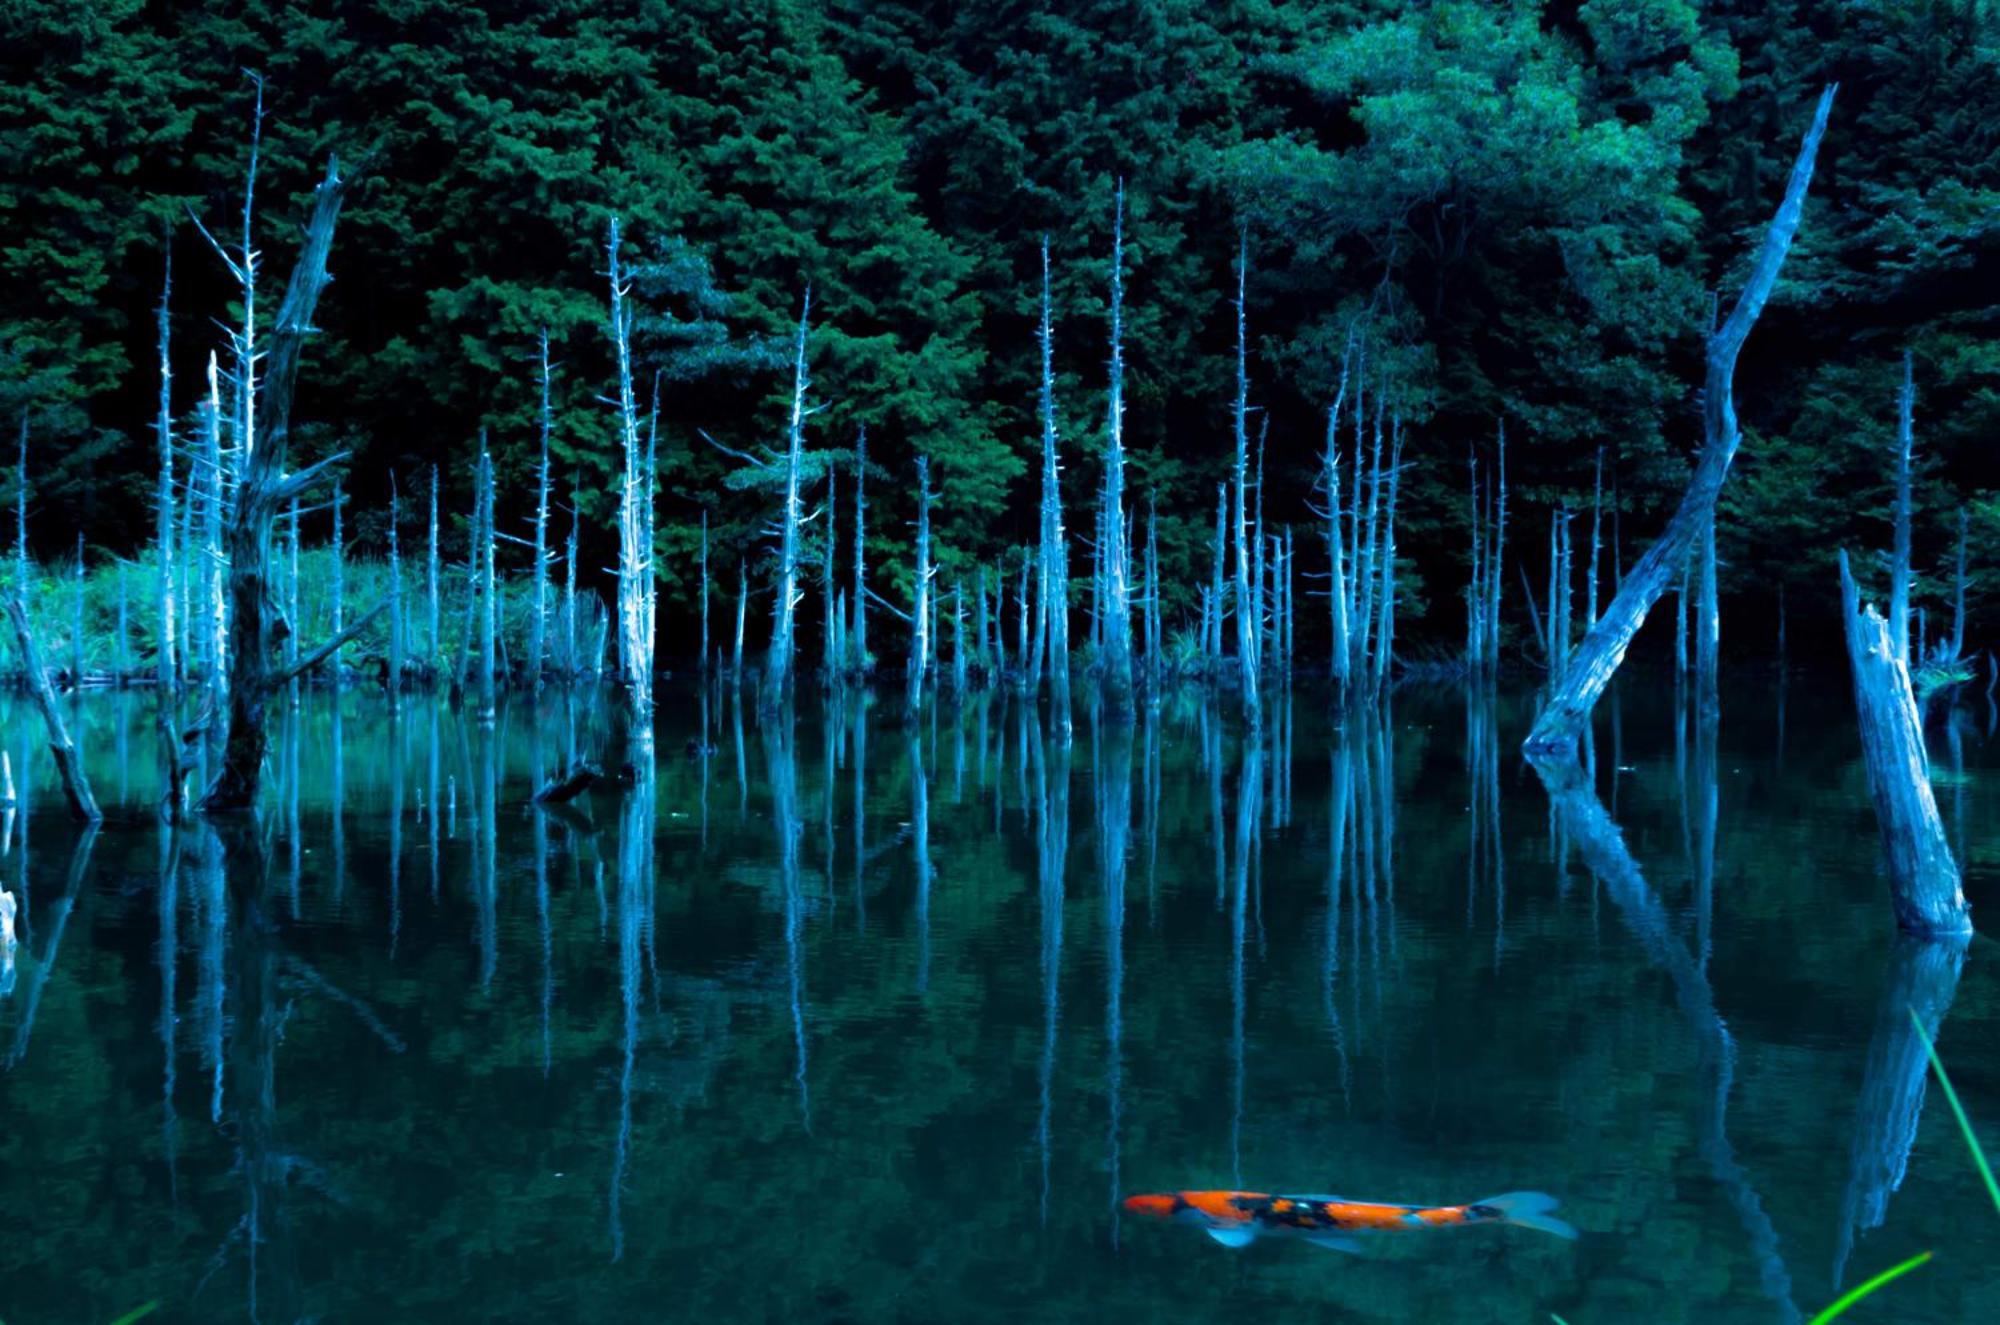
top-left (2, 678), bottom-right (1998, 1323)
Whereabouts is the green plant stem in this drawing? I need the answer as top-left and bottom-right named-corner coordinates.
top-left (1807, 1250), bottom-right (1932, 1324)
top-left (1910, 1007), bottom-right (2000, 1214)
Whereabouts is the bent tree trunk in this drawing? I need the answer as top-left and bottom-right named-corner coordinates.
top-left (1838, 551), bottom-right (1971, 937)
top-left (203, 158), bottom-right (354, 812)
top-left (1524, 86), bottom-right (1834, 757)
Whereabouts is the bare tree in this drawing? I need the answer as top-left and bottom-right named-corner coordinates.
top-left (203, 159), bottom-right (382, 811)
top-left (1524, 87), bottom-right (1835, 757)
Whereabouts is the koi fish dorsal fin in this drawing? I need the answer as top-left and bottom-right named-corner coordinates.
top-left (1203, 1226), bottom-right (1257, 1249)
top-left (1473, 1191), bottom-right (1578, 1240)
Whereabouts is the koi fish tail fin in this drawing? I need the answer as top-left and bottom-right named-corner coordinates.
top-left (1475, 1191), bottom-right (1577, 1240)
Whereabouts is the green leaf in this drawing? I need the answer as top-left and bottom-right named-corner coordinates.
top-left (1910, 1007), bottom-right (2000, 1215)
top-left (106, 1305), bottom-right (159, 1325)
top-left (1806, 1250), bottom-right (1932, 1324)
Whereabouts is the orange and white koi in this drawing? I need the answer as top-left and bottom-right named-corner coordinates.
top-left (1121, 1188), bottom-right (1576, 1254)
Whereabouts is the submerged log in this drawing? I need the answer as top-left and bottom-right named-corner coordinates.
top-left (534, 761), bottom-right (603, 805)
top-left (1838, 552), bottom-right (1971, 937)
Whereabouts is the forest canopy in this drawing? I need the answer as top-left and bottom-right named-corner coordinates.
top-left (2, 0), bottom-right (1996, 661)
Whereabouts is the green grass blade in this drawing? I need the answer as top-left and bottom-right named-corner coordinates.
top-left (1910, 1007), bottom-right (2000, 1215)
top-left (1549, 1316), bottom-right (1572, 1325)
top-left (106, 1305), bottom-right (159, 1325)
top-left (1807, 1250), bottom-right (1932, 1324)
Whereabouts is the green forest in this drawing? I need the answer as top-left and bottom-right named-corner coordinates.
top-left (2, 0), bottom-right (1997, 665)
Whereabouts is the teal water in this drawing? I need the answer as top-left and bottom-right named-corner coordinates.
top-left (1, 679), bottom-right (1997, 1323)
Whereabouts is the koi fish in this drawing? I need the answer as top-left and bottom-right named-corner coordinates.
top-left (1121, 1188), bottom-right (1576, 1254)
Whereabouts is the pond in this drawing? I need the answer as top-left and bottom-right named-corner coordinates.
top-left (1, 677), bottom-right (1997, 1323)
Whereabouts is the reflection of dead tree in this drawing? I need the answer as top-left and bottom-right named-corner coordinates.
top-left (1530, 755), bottom-right (1800, 1320)
top-left (1833, 932), bottom-right (1967, 1290)
top-left (5, 825), bottom-right (98, 1066)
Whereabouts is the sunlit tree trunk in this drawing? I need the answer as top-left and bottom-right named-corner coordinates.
top-left (1524, 87), bottom-right (1834, 758)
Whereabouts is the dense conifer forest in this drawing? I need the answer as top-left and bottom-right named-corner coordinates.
top-left (3, 0), bottom-right (1995, 670)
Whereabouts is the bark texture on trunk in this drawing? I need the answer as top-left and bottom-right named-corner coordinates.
top-left (1839, 551), bottom-right (1971, 937)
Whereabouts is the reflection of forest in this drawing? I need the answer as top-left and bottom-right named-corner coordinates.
top-left (0, 683), bottom-right (1990, 1321)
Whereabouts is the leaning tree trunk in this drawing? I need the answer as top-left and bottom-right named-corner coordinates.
top-left (204, 158), bottom-right (380, 812)
top-left (1523, 86), bottom-right (1834, 758)
top-left (5, 596), bottom-right (99, 823)
top-left (1838, 551), bottom-right (1971, 937)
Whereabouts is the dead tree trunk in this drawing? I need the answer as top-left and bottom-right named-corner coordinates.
top-left (155, 240), bottom-right (178, 693)
top-left (1035, 239), bottom-right (1070, 721)
top-left (607, 216), bottom-right (652, 731)
top-left (5, 597), bottom-right (98, 823)
top-left (822, 462), bottom-right (840, 681)
top-left (203, 158), bottom-right (381, 812)
top-left (1099, 186), bottom-right (1135, 710)
top-left (852, 428), bottom-right (869, 676)
top-left (530, 327), bottom-right (553, 691)
top-left (388, 476), bottom-right (404, 709)
top-left (1838, 551), bottom-right (1970, 937)
top-left (1697, 507), bottom-right (1719, 717)
top-left (732, 560), bottom-right (747, 679)
top-left (1951, 509), bottom-right (1967, 662)
top-left (1325, 395), bottom-right (1351, 689)
top-left (906, 456), bottom-right (935, 720)
top-left (1890, 353), bottom-right (1914, 668)
top-left (1524, 86), bottom-right (1834, 758)
top-left (476, 447), bottom-right (496, 721)
top-left (763, 292), bottom-right (812, 714)
top-left (329, 480), bottom-right (345, 688)
top-left (1231, 232), bottom-right (1259, 729)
